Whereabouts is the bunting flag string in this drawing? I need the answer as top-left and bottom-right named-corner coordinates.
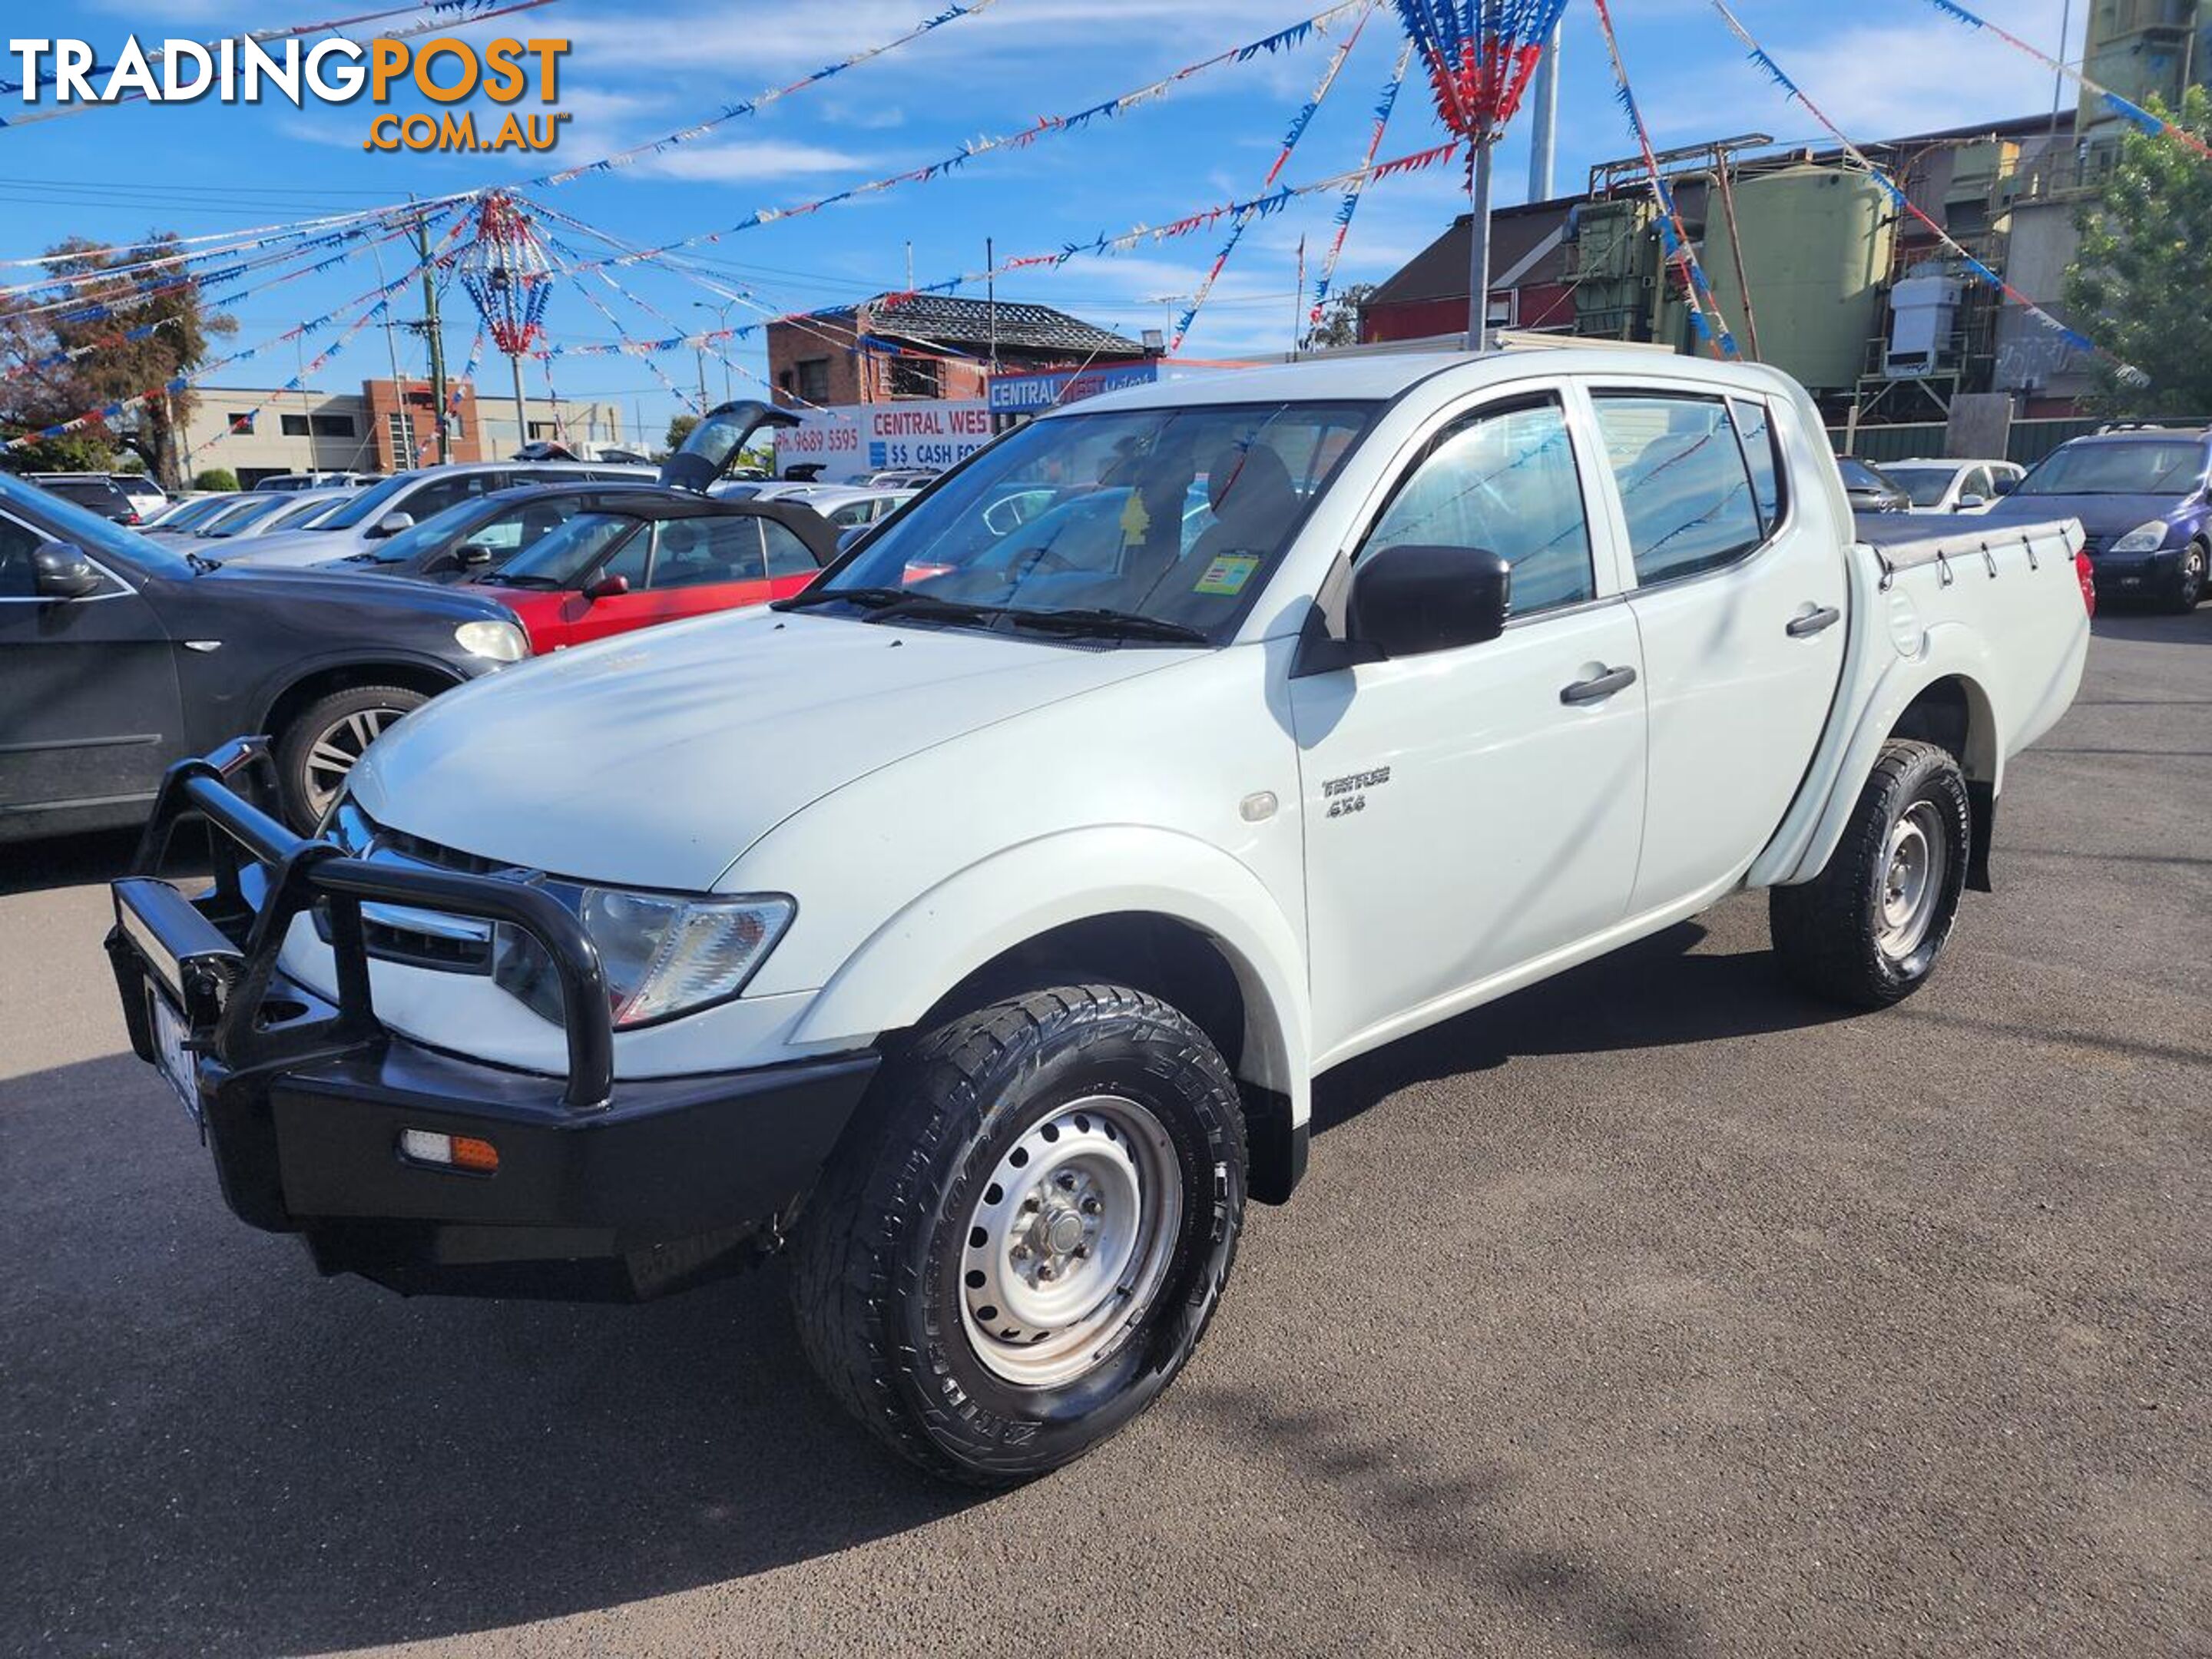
top-left (1392, 0), bottom-right (1569, 141)
top-left (549, 0), bottom-right (1375, 277)
top-left (536, 0), bottom-right (1006, 187)
top-left (0, 0), bottom-right (561, 130)
top-left (1917, 0), bottom-right (2212, 165)
top-left (1172, 2), bottom-right (1375, 353)
top-left (1310, 41), bottom-right (1412, 326)
top-left (1707, 0), bottom-right (2143, 385)
top-left (1591, 0), bottom-right (1740, 358)
top-left (537, 230), bottom-right (730, 416)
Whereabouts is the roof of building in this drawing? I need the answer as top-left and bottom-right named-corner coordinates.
top-left (812, 293), bottom-right (1149, 358)
top-left (1366, 205), bottom-right (1575, 309)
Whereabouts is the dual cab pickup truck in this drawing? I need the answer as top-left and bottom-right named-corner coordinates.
top-left (105, 349), bottom-right (2091, 1485)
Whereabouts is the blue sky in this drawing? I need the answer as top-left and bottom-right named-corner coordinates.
top-left (5, 0), bottom-right (2073, 440)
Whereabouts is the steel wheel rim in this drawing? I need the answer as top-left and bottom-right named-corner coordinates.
top-left (1877, 801), bottom-right (1946, 960)
top-left (958, 1094), bottom-right (1183, 1389)
top-left (303, 707), bottom-right (403, 820)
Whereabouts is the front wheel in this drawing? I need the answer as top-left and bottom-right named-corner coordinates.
top-left (1770, 738), bottom-right (1971, 1009)
top-left (790, 985), bottom-right (1247, 1485)
top-left (2166, 541), bottom-right (2207, 613)
top-left (273, 684), bottom-right (429, 830)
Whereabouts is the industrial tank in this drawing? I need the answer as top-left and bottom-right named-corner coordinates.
top-left (1700, 164), bottom-right (1893, 393)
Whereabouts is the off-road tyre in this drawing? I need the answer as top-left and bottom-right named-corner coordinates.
top-left (789, 985), bottom-right (1247, 1486)
top-left (273, 684), bottom-right (428, 830)
top-left (1770, 739), bottom-right (1971, 1009)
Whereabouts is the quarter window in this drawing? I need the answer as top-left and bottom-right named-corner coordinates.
top-left (1359, 396), bottom-right (1594, 618)
top-left (762, 519), bottom-right (819, 578)
top-left (1592, 393), bottom-right (1766, 585)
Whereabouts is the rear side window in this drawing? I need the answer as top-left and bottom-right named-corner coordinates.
top-left (762, 519), bottom-right (819, 578)
top-left (402, 471), bottom-right (501, 522)
top-left (1728, 398), bottom-right (1784, 532)
top-left (1592, 393), bottom-right (1766, 586)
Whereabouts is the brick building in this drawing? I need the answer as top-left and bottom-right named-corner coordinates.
top-left (767, 293), bottom-right (1153, 409)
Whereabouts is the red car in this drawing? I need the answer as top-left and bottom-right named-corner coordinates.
top-left (465, 493), bottom-right (839, 651)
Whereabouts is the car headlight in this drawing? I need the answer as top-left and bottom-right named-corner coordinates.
top-left (494, 886), bottom-right (793, 1029)
top-left (455, 619), bottom-right (528, 662)
top-left (2108, 520), bottom-right (2171, 555)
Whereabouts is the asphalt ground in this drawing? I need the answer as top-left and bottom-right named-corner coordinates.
top-left (2, 608), bottom-right (2206, 1658)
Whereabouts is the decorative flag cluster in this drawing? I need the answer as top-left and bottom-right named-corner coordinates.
top-left (1708, 0), bottom-right (2143, 386)
top-left (1390, 0), bottom-right (1570, 142)
top-left (455, 193), bottom-right (556, 357)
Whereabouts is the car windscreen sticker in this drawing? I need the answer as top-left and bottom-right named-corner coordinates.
top-left (1118, 492), bottom-right (1153, 542)
top-left (1194, 554), bottom-right (1259, 595)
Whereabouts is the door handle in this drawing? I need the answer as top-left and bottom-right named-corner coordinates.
top-left (1786, 605), bottom-right (1842, 638)
top-left (1560, 664), bottom-right (1637, 705)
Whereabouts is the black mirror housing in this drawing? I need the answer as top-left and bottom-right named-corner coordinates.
top-left (1347, 543), bottom-right (1512, 659)
top-left (34, 542), bottom-right (103, 599)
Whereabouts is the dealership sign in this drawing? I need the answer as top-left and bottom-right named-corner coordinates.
top-left (777, 399), bottom-right (993, 483)
top-left (986, 361), bottom-right (1158, 414)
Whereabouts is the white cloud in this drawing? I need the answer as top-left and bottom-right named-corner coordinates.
top-left (633, 138), bottom-right (877, 183)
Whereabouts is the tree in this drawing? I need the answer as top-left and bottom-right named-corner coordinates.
top-left (0, 230), bottom-right (236, 488)
top-left (2064, 85), bottom-right (2212, 416)
top-left (665, 412), bottom-right (699, 454)
top-left (193, 468), bottom-right (238, 492)
top-left (1301, 283), bottom-right (1375, 351)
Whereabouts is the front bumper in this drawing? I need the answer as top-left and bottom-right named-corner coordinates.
top-left (2088, 548), bottom-right (2178, 594)
top-left (105, 740), bottom-right (877, 1301)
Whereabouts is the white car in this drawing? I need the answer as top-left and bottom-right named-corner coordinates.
top-left (1883, 457), bottom-right (2025, 514)
top-left (104, 349), bottom-right (2091, 1485)
top-left (110, 473), bottom-right (170, 519)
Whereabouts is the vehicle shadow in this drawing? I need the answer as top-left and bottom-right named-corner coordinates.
top-left (1313, 920), bottom-right (1849, 1132)
top-left (2090, 608), bottom-right (2212, 645)
top-left (0, 825), bottom-right (204, 899)
top-left (0, 1052), bottom-right (978, 1657)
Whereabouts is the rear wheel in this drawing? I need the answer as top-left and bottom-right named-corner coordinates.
top-left (789, 984), bottom-right (1247, 1485)
top-left (1770, 739), bottom-right (1971, 1008)
top-left (273, 684), bottom-right (428, 830)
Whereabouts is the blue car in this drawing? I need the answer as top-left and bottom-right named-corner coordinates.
top-left (1988, 426), bottom-right (2209, 612)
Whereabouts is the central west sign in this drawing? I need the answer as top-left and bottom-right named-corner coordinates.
top-left (776, 399), bottom-right (993, 484)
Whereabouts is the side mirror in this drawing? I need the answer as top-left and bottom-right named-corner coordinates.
top-left (1991, 475), bottom-right (2018, 496)
top-left (1956, 494), bottom-right (1987, 511)
top-left (369, 511), bottom-right (415, 538)
top-left (582, 572), bottom-right (630, 601)
top-left (1347, 543), bottom-right (1512, 659)
top-left (459, 544), bottom-right (494, 565)
top-left (33, 542), bottom-right (103, 599)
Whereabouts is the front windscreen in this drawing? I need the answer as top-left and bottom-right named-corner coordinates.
top-left (812, 400), bottom-right (1376, 642)
top-left (2018, 440), bottom-right (2207, 496)
top-left (313, 471), bottom-right (418, 529)
top-left (201, 494), bottom-right (296, 537)
top-left (477, 511), bottom-right (641, 588)
top-left (349, 495), bottom-right (502, 565)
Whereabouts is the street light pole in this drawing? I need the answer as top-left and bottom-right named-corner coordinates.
top-left (693, 300), bottom-right (737, 402)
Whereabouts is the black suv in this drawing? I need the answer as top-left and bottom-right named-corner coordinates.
top-left (25, 472), bottom-right (144, 525)
top-left (0, 472), bottom-right (533, 840)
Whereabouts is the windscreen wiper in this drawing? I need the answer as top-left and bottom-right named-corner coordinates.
top-left (774, 586), bottom-right (1002, 625)
top-left (1007, 607), bottom-right (1207, 644)
top-left (773, 585), bottom-right (914, 611)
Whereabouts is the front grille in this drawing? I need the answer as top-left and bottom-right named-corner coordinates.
top-left (313, 805), bottom-right (525, 975)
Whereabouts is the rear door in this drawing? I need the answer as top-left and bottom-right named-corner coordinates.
top-left (0, 507), bottom-right (183, 824)
top-left (1581, 384), bottom-right (1849, 914)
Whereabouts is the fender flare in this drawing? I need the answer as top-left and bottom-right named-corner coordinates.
top-left (1757, 621), bottom-right (2002, 889)
top-left (788, 826), bottom-right (1315, 1127)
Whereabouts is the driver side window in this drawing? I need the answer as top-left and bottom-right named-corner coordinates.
top-left (1359, 397), bottom-right (1594, 617)
top-left (0, 513), bottom-right (42, 598)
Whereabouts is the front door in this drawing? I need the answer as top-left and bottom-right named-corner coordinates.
top-left (561, 516), bottom-right (815, 647)
top-left (1290, 392), bottom-right (1648, 1062)
top-left (1581, 386), bottom-right (1849, 914)
top-left (0, 510), bottom-right (182, 825)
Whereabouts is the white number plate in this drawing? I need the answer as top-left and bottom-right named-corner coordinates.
top-left (148, 992), bottom-right (201, 1125)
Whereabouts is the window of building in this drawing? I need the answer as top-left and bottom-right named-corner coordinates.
top-left (794, 357), bottom-right (832, 403)
top-left (280, 413), bottom-right (310, 437)
top-left (528, 420), bottom-right (557, 440)
top-left (310, 412), bottom-right (355, 439)
top-left (1591, 392), bottom-right (1766, 586)
top-left (1358, 395), bottom-right (1594, 618)
top-left (227, 412), bottom-right (255, 435)
top-left (386, 411), bottom-right (417, 463)
top-left (889, 356), bottom-right (941, 399)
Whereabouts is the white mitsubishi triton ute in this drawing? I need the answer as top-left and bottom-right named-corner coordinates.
top-left (104, 349), bottom-right (2092, 1484)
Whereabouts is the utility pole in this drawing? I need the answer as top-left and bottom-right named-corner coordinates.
top-left (1528, 25), bottom-right (1562, 201)
top-left (985, 236), bottom-right (998, 375)
top-left (411, 202), bottom-right (450, 464)
top-left (1293, 236), bottom-right (1306, 353)
top-left (511, 353), bottom-right (530, 455)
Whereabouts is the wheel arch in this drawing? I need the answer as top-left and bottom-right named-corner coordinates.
top-left (256, 656), bottom-right (467, 745)
top-left (785, 829), bottom-right (1313, 1190)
